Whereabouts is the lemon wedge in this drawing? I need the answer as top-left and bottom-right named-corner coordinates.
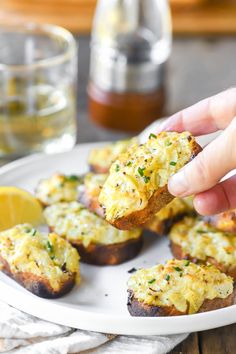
top-left (0, 186), bottom-right (44, 231)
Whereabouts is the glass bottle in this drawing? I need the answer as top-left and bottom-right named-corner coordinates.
top-left (88, 0), bottom-right (172, 133)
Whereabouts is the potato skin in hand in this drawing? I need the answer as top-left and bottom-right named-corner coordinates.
top-left (99, 132), bottom-right (202, 230)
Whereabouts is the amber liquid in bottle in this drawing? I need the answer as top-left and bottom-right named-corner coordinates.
top-left (88, 82), bottom-right (166, 133)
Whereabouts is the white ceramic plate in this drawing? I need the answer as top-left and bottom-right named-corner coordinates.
top-left (0, 141), bottom-right (235, 336)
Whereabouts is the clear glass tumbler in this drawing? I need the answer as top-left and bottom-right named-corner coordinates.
top-left (0, 23), bottom-right (78, 160)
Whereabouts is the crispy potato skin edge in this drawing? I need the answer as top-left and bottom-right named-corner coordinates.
top-left (0, 255), bottom-right (76, 299)
top-left (71, 236), bottom-right (143, 266)
top-left (170, 241), bottom-right (236, 281)
top-left (127, 287), bottom-right (235, 317)
top-left (109, 141), bottom-right (202, 230)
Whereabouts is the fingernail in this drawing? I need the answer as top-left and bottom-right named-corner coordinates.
top-left (168, 170), bottom-right (189, 196)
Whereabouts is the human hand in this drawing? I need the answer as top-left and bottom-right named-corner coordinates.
top-left (157, 88), bottom-right (236, 216)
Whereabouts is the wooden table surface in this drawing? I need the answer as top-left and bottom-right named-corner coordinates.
top-left (76, 36), bottom-right (236, 353)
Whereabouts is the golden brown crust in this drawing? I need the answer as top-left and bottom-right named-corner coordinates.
top-left (108, 141), bottom-right (202, 230)
top-left (127, 287), bottom-right (235, 317)
top-left (0, 254), bottom-right (76, 299)
top-left (170, 241), bottom-right (236, 281)
top-left (204, 211), bottom-right (236, 233)
top-left (69, 236), bottom-right (143, 266)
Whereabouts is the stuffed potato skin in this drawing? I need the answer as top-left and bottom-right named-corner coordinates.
top-left (44, 202), bottom-right (143, 265)
top-left (145, 197), bottom-right (195, 235)
top-left (128, 288), bottom-right (235, 317)
top-left (88, 138), bottom-right (137, 174)
top-left (99, 132), bottom-right (202, 230)
top-left (0, 255), bottom-right (75, 298)
top-left (169, 217), bottom-right (236, 280)
top-left (0, 224), bottom-right (80, 298)
top-left (127, 259), bottom-right (234, 317)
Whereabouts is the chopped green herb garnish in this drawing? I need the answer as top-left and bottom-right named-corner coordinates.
top-left (148, 278), bottom-right (156, 284)
top-left (170, 161), bottom-right (177, 166)
top-left (143, 176), bottom-right (150, 183)
top-left (47, 241), bottom-right (53, 253)
top-left (196, 229), bottom-right (206, 234)
top-left (185, 260), bottom-right (190, 266)
top-left (66, 175), bottom-right (79, 182)
top-left (31, 229), bottom-right (37, 236)
top-left (173, 266), bottom-right (182, 272)
top-left (115, 164), bottom-right (120, 172)
top-left (179, 273), bottom-right (183, 277)
top-left (165, 141), bottom-right (172, 146)
top-left (127, 161), bottom-right (132, 167)
top-left (165, 274), bottom-right (170, 281)
top-left (138, 167), bottom-right (145, 177)
top-left (149, 133), bottom-right (157, 139)
top-left (50, 255), bottom-right (55, 260)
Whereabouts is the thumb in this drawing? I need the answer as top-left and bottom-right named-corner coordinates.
top-left (168, 117), bottom-right (236, 197)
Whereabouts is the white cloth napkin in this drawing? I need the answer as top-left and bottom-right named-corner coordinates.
top-left (0, 301), bottom-right (188, 354)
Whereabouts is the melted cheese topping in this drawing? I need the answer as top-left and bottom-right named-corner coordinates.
top-left (0, 224), bottom-right (80, 291)
top-left (99, 132), bottom-right (197, 222)
top-left (170, 217), bottom-right (236, 266)
top-left (44, 202), bottom-right (142, 247)
top-left (128, 259), bottom-right (233, 314)
top-left (35, 174), bottom-right (82, 206)
top-left (88, 138), bottom-right (138, 171)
